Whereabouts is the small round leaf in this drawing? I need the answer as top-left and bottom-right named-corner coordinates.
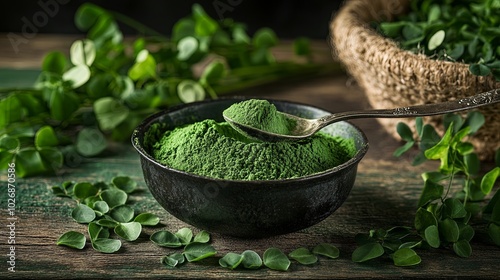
top-left (71, 204), bottom-right (96, 223)
top-left (57, 231), bottom-right (86, 249)
top-left (393, 248), bottom-right (421, 266)
top-left (219, 253), bottom-right (244, 270)
top-left (114, 222), bottom-right (142, 241)
top-left (263, 248), bottom-right (290, 271)
top-left (352, 242), bottom-right (384, 263)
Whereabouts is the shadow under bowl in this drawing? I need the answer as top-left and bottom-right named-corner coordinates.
top-left (132, 97), bottom-right (369, 238)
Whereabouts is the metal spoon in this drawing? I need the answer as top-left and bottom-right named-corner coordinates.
top-left (223, 89), bottom-right (500, 142)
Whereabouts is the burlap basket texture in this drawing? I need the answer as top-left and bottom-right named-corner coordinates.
top-left (331, 0), bottom-right (500, 160)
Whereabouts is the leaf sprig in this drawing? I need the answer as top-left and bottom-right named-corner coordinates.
top-left (353, 112), bottom-right (500, 266)
top-left (55, 176), bottom-right (160, 253)
top-left (378, 0), bottom-right (500, 80)
top-left (0, 3), bottom-right (335, 177)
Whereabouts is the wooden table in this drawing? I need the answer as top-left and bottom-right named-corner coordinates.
top-left (1, 35), bottom-right (499, 279)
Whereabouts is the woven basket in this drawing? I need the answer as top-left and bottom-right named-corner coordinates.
top-left (331, 0), bottom-right (500, 160)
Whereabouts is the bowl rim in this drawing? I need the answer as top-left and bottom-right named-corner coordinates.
top-left (131, 96), bottom-right (369, 184)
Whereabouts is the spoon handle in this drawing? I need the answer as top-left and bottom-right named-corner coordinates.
top-left (318, 88), bottom-right (500, 128)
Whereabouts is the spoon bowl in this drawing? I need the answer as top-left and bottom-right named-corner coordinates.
top-left (224, 89), bottom-right (500, 142)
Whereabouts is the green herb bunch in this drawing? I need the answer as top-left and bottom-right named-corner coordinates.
top-left (378, 0), bottom-right (500, 80)
top-left (0, 3), bottom-right (330, 178)
top-left (353, 112), bottom-right (500, 266)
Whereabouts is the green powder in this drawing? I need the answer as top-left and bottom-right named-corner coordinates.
top-left (151, 119), bottom-right (356, 181)
top-left (223, 99), bottom-right (296, 135)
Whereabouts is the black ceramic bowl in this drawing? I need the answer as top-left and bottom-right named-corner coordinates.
top-left (132, 98), bottom-right (369, 238)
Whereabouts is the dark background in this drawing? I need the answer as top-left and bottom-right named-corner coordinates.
top-left (1, 0), bottom-right (343, 39)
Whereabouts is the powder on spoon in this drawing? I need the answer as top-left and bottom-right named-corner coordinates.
top-left (223, 99), bottom-right (296, 135)
top-left (151, 119), bottom-right (356, 181)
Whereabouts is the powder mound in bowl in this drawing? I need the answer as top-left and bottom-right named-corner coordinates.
top-left (152, 119), bottom-right (356, 181)
top-left (223, 99), bottom-right (296, 135)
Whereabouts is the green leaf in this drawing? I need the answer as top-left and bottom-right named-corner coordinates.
top-left (0, 136), bottom-right (20, 152)
top-left (488, 223), bottom-right (500, 246)
top-left (443, 198), bottom-right (467, 219)
top-left (392, 248), bottom-right (421, 266)
top-left (253, 28), bottom-right (278, 49)
top-left (193, 230), bottom-right (210, 243)
top-left (35, 126), bottom-right (59, 148)
top-left (75, 127), bottom-right (107, 157)
top-left (464, 153), bottom-right (480, 175)
top-left (192, 4), bottom-right (218, 36)
top-left (88, 222), bottom-right (110, 241)
top-left (219, 253), bottom-right (244, 270)
top-left (109, 205), bottom-right (135, 223)
top-left (128, 49), bottom-right (157, 81)
top-left (57, 231), bottom-right (86, 249)
top-left (70, 39), bottom-right (96, 66)
top-left (480, 167), bottom-right (500, 195)
top-left (74, 3), bottom-right (107, 31)
top-left (150, 230), bottom-right (182, 248)
top-left (96, 218), bottom-right (118, 228)
top-left (73, 182), bottom-right (99, 200)
top-left (453, 240), bottom-right (472, 257)
top-left (312, 243), bottom-right (340, 259)
top-left (49, 89), bottom-right (80, 121)
top-left (200, 60), bottom-right (225, 84)
top-left (393, 141), bottom-right (415, 157)
top-left (263, 248), bottom-right (290, 271)
top-left (428, 30), bottom-right (445, 51)
top-left (162, 253), bottom-right (185, 268)
top-left (439, 218), bottom-right (460, 243)
top-left (100, 188), bottom-right (128, 208)
top-left (91, 238), bottom-right (121, 253)
top-left (114, 222), bottom-right (142, 241)
top-left (462, 111), bottom-right (485, 134)
top-left (288, 247), bottom-right (318, 265)
top-left (241, 250), bottom-right (262, 269)
top-left (42, 51), bottom-right (67, 75)
top-left (420, 124), bottom-right (441, 150)
top-left (418, 180), bottom-right (444, 207)
top-left (459, 224), bottom-right (475, 242)
top-left (469, 63), bottom-right (491, 76)
top-left (425, 124), bottom-right (453, 160)
top-left (134, 213), bottom-right (160, 226)
top-left (177, 80), bottom-right (205, 103)
top-left (495, 149), bottom-right (500, 167)
top-left (15, 149), bottom-right (47, 177)
top-left (172, 18), bottom-right (195, 42)
top-left (175, 228), bottom-right (193, 245)
top-left (427, 4), bottom-right (441, 23)
top-left (352, 242), bottom-right (385, 262)
top-left (424, 225), bottom-right (440, 248)
top-left (71, 204), bottom-right (96, 223)
top-left (62, 64), bottom-right (91, 88)
top-left (111, 176), bottom-right (137, 193)
top-left (183, 243), bottom-right (217, 262)
top-left (396, 122), bottom-right (414, 142)
top-left (0, 95), bottom-right (22, 127)
top-left (176, 37), bottom-right (199, 61)
top-left (92, 201), bottom-right (109, 216)
top-left (379, 22), bottom-right (405, 37)
top-left (443, 113), bottom-right (463, 134)
top-left (93, 97), bottom-right (129, 131)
